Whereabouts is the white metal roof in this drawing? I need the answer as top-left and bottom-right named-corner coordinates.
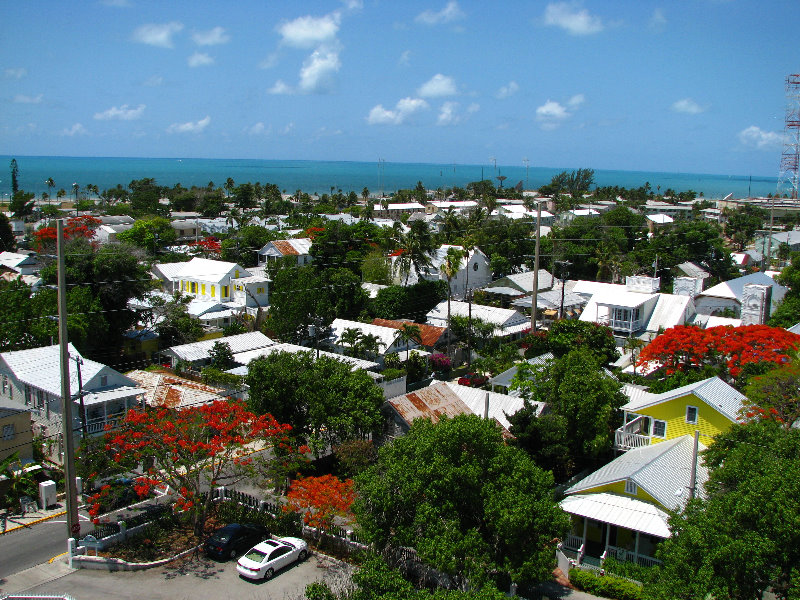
top-left (622, 376), bottom-right (746, 422)
top-left (646, 214), bottom-right (674, 224)
top-left (331, 319), bottom-right (406, 352)
top-left (440, 381), bottom-right (538, 430)
top-left (560, 493), bottom-right (672, 538)
top-left (699, 272), bottom-right (785, 303)
top-left (83, 386), bottom-right (146, 406)
top-left (593, 290), bottom-right (658, 309)
top-left (175, 257), bottom-right (249, 282)
top-left (645, 294), bottom-right (693, 331)
top-left (164, 332), bottom-right (275, 363)
top-left (427, 300), bottom-right (527, 328)
top-left (233, 342), bottom-right (379, 371)
top-left (566, 435), bottom-right (709, 512)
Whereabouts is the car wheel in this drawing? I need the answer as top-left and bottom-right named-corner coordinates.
top-left (229, 548), bottom-right (237, 559)
top-left (298, 550), bottom-right (307, 561)
top-left (264, 568), bottom-right (274, 580)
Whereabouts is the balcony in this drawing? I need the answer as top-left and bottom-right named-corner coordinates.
top-left (597, 315), bottom-right (643, 333)
top-left (615, 415), bottom-right (651, 451)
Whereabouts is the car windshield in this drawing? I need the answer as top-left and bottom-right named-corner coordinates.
top-left (211, 532), bottom-right (231, 543)
top-left (282, 540), bottom-right (295, 549)
top-left (243, 548), bottom-right (267, 562)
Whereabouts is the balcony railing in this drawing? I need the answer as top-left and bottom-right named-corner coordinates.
top-left (605, 545), bottom-right (662, 567)
top-left (597, 316), bottom-right (642, 332)
top-left (564, 534), bottom-right (584, 551)
top-left (615, 415), bottom-right (651, 451)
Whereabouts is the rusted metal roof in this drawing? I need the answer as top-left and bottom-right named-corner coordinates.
top-left (271, 239), bottom-right (300, 256)
top-left (371, 319), bottom-right (446, 348)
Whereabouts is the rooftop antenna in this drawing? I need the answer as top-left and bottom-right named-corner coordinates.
top-left (489, 156), bottom-right (497, 177)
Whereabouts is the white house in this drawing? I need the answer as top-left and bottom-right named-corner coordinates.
top-left (693, 271), bottom-right (786, 321)
top-left (0, 252), bottom-right (39, 275)
top-left (427, 300), bottom-right (530, 339)
top-left (257, 238), bottom-right (313, 266)
top-left (577, 276), bottom-right (696, 338)
top-left (391, 244), bottom-right (492, 299)
top-left (330, 319), bottom-right (418, 359)
top-left (0, 344), bottom-right (145, 443)
top-left (160, 331), bottom-right (275, 369)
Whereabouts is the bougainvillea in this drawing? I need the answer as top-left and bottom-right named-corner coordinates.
top-left (86, 399), bottom-right (299, 529)
top-left (636, 325), bottom-right (800, 380)
top-left (285, 474), bottom-right (355, 531)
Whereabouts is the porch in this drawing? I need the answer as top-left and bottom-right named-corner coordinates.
top-left (81, 387), bottom-right (146, 437)
top-left (614, 414), bottom-right (651, 451)
top-left (560, 493), bottom-right (667, 569)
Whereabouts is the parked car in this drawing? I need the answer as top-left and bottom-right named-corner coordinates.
top-left (457, 372), bottom-right (489, 387)
top-left (204, 523), bottom-right (270, 560)
top-left (236, 537), bottom-right (308, 581)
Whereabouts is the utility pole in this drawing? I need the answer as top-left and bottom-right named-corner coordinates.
top-left (57, 220), bottom-right (80, 540)
top-left (530, 201), bottom-right (541, 332)
top-left (555, 260), bottom-right (571, 320)
top-left (73, 355), bottom-right (88, 439)
top-left (688, 430), bottom-right (700, 499)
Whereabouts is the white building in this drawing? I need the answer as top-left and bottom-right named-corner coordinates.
top-left (426, 300), bottom-right (530, 338)
top-left (257, 238), bottom-right (313, 266)
top-left (391, 244), bottom-right (492, 299)
top-left (693, 271), bottom-right (786, 320)
top-left (172, 257), bottom-right (270, 308)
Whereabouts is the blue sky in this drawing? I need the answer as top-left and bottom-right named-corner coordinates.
top-left (2, 0), bottom-right (798, 176)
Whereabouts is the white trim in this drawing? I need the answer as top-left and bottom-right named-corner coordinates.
top-left (652, 418), bottom-right (667, 439)
top-left (625, 479), bottom-right (638, 495)
top-left (686, 405), bottom-right (698, 425)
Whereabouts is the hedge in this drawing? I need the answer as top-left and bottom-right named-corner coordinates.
top-left (569, 568), bottom-right (643, 600)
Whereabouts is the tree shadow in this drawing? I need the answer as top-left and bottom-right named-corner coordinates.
top-left (160, 555), bottom-right (226, 581)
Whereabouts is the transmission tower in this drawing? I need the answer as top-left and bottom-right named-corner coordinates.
top-left (777, 74), bottom-right (800, 200)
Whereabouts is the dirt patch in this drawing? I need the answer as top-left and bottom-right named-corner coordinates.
top-left (98, 516), bottom-right (222, 563)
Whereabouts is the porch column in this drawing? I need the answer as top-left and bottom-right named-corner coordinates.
top-left (634, 531), bottom-right (640, 565)
top-left (582, 517), bottom-right (588, 546)
top-left (604, 523), bottom-right (611, 555)
top-left (629, 310), bottom-right (634, 332)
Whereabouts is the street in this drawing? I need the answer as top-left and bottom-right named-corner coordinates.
top-left (7, 551), bottom-right (350, 600)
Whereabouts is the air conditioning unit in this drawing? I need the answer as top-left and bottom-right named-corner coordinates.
top-left (39, 479), bottom-right (57, 509)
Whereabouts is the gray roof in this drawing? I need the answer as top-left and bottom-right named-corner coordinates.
top-left (440, 381), bottom-right (543, 430)
top-left (622, 376), bottom-right (746, 422)
top-left (164, 332), bottom-right (275, 363)
top-left (566, 435), bottom-right (709, 512)
top-left (676, 262), bottom-right (710, 279)
top-left (490, 353), bottom-right (555, 390)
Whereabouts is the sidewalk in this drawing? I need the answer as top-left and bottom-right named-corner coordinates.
top-left (0, 503), bottom-right (68, 535)
top-left (0, 556), bottom-right (75, 596)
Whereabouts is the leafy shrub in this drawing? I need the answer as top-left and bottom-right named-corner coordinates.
top-left (569, 568), bottom-right (642, 600)
top-left (380, 367), bottom-right (406, 382)
top-left (602, 556), bottom-right (650, 584)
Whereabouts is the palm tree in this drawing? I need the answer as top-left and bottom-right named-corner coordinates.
top-left (361, 187), bottom-right (369, 203)
top-left (225, 178), bottom-right (235, 198)
top-left (440, 246), bottom-right (464, 359)
top-left (403, 220), bottom-right (436, 284)
top-left (395, 323), bottom-right (422, 360)
top-left (45, 178), bottom-right (55, 207)
top-left (356, 333), bottom-right (384, 360)
top-left (339, 327), bottom-right (362, 357)
top-left (57, 188), bottom-right (66, 206)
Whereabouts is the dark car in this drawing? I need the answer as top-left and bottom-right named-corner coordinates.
top-left (457, 372), bottom-right (489, 387)
top-left (204, 523), bottom-right (270, 560)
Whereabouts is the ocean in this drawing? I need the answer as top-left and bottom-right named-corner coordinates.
top-left (0, 155), bottom-right (779, 200)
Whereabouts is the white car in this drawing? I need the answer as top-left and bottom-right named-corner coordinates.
top-left (236, 537), bottom-right (309, 581)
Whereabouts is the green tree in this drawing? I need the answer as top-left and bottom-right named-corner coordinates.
top-left (354, 415), bottom-right (570, 587)
top-left (9, 158), bottom-right (19, 197)
top-left (116, 216), bottom-right (177, 251)
top-left (10, 191), bottom-right (35, 219)
top-left (648, 421), bottom-right (800, 600)
top-left (547, 319), bottom-right (618, 365)
top-left (246, 351), bottom-right (384, 452)
top-left (128, 178), bottom-right (168, 216)
top-left (395, 323), bottom-right (422, 357)
top-left (220, 225), bottom-right (275, 267)
top-left (149, 293), bottom-right (204, 348)
top-left (208, 340), bottom-right (234, 370)
top-left (440, 247), bottom-right (464, 358)
top-left (724, 204), bottom-right (767, 251)
top-left (45, 177), bottom-right (55, 206)
top-left (361, 249), bottom-right (392, 285)
top-left (0, 213), bottom-right (14, 251)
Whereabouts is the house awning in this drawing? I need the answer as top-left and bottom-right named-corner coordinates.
top-left (560, 493), bottom-right (671, 539)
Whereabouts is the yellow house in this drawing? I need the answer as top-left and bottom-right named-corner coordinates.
top-left (560, 435), bottom-right (709, 568)
top-left (614, 376), bottom-right (746, 452)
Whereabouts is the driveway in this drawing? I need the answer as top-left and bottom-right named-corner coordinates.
top-left (12, 552), bottom-right (351, 600)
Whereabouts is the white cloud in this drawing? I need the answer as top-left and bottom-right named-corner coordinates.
top-left (281, 122), bottom-right (295, 135)
top-left (671, 98), bottom-right (705, 114)
top-left (496, 81), bottom-right (519, 99)
top-left (416, 1), bottom-right (465, 25)
top-left (14, 93), bottom-right (43, 104)
top-left (535, 95), bottom-right (584, 130)
top-left (259, 53), bottom-right (279, 69)
top-left (343, 0), bottom-right (363, 9)
top-left (418, 74), bottom-right (457, 98)
top-left (94, 104), bottom-right (145, 120)
top-left (268, 80), bottom-right (292, 95)
top-left (437, 102), bottom-right (458, 126)
top-left (192, 27), bottom-right (230, 46)
top-left (299, 47), bottom-right (341, 93)
top-left (649, 8), bottom-right (667, 29)
top-left (738, 126), bottom-right (781, 149)
top-left (367, 97), bottom-right (429, 125)
top-left (398, 50), bottom-right (411, 66)
top-left (567, 93), bottom-right (585, 108)
top-left (132, 22), bottom-right (184, 48)
top-left (188, 52), bottom-right (214, 67)
top-left (62, 123), bottom-right (88, 136)
top-left (544, 2), bottom-right (604, 35)
top-left (248, 122), bottom-right (272, 135)
top-left (166, 115), bottom-right (210, 134)
top-left (277, 13), bottom-right (340, 48)
top-left (467, 102), bottom-right (480, 113)
top-left (143, 75), bottom-right (163, 87)
top-left (4, 68), bottom-right (27, 79)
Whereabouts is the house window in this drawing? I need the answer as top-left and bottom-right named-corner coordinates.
top-left (473, 262), bottom-right (478, 271)
top-left (222, 285), bottom-right (229, 298)
top-left (612, 306), bottom-right (641, 324)
top-left (201, 284), bottom-right (206, 295)
top-left (235, 270), bottom-right (240, 278)
top-left (211, 285), bottom-right (216, 298)
top-left (2, 375), bottom-right (6, 393)
top-left (100, 375), bottom-right (108, 387)
top-left (652, 419), bottom-right (667, 438)
top-left (686, 405), bottom-right (698, 424)
top-left (625, 479), bottom-right (638, 495)
top-left (2, 424), bottom-right (14, 441)
top-left (191, 282), bottom-right (197, 294)
top-left (257, 287), bottom-right (264, 294)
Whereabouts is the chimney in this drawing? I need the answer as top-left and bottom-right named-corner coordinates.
top-left (673, 276), bottom-right (703, 299)
top-left (626, 275), bottom-right (660, 294)
top-left (483, 391), bottom-right (490, 419)
top-left (741, 284), bottom-right (772, 325)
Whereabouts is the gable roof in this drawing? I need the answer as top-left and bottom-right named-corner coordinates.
top-left (427, 301), bottom-right (528, 330)
top-left (371, 319), bottom-right (446, 347)
top-left (439, 381), bottom-right (542, 430)
top-left (175, 258), bottom-right (248, 282)
top-left (331, 319), bottom-right (405, 352)
top-left (566, 435), bottom-right (709, 513)
top-left (677, 262), bottom-right (710, 279)
top-left (264, 238), bottom-right (312, 256)
top-left (490, 352), bottom-right (555, 390)
top-left (698, 271), bottom-right (785, 303)
top-left (163, 332), bottom-right (275, 363)
top-left (560, 493), bottom-right (671, 538)
top-left (126, 370), bottom-right (227, 409)
top-left (622, 376), bottom-right (746, 422)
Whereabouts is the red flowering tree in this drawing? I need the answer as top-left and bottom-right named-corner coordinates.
top-left (637, 325), bottom-right (800, 381)
top-left (285, 474), bottom-right (355, 532)
top-left (33, 215), bottom-right (101, 253)
top-left (190, 235), bottom-right (221, 256)
top-left (86, 400), bottom-right (300, 530)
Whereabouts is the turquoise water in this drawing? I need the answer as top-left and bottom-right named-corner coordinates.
top-left (1, 155), bottom-right (778, 200)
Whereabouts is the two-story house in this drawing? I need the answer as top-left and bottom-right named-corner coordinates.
top-left (174, 257), bottom-right (270, 311)
top-left (391, 244), bottom-right (492, 299)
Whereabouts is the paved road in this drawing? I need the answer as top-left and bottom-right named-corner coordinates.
top-left (14, 552), bottom-right (350, 600)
